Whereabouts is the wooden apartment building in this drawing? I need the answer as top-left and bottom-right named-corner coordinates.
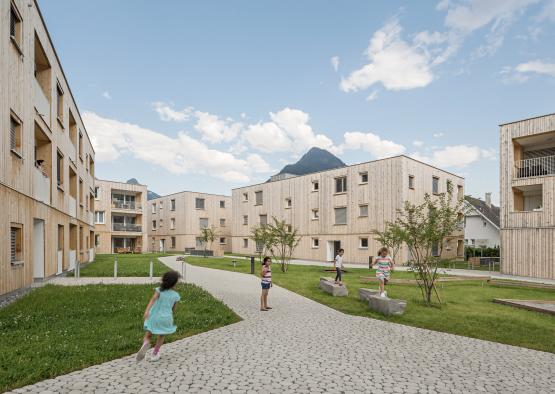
top-left (93, 179), bottom-right (148, 254)
top-left (500, 113), bottom-right (555, 279)
top-left (232, 155), bottom-right (465, 264)
top-left (1, 0), bottom-right (95, 295)
top-left (147, 192), bottom-right (232, 255)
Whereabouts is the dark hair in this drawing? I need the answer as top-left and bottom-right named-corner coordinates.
top-left (262, 256), bottom-right (271, 265)
top-left (160, 270), bottom-right (180, 291)
top-left (338, 248), bottom-right (344, 253)
top-left (378, 247), bottom-right (389, 255)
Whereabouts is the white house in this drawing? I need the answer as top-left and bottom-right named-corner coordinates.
top-left (464, 193), bottom-right (500, 248)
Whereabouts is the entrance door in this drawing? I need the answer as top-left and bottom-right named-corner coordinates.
top-left (33, 219), bottom-right (45, 279)
top-left (159, 239), bottom-right (165, 252)
top-left (327, 240), bottom-right (341, 261)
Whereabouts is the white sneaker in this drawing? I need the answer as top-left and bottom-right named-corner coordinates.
top-left (135, 342), bottom-right (151, 362)
top-left (383, 291), bottom-right (388, 298)
top-left (149, 352), bottom-right (161, 362)
top-left (380, 292), bottom-right (386, 298)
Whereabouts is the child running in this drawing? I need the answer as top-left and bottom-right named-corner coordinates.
top-left (334, 248), bottom-right (345, 286)
top-left (375, 247), bottom-right (394, 297)
top-left (260, 256), bottom-right (272, 311)
top-left (136, 270), bottom-right (181, 362)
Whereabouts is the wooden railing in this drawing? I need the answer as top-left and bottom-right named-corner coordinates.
top-left (514, 155), bottom-right (555, 178)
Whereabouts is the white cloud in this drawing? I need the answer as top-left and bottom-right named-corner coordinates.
top-left (102, 91), bottom-right (112, 100)
top-left (152, 102), bottom-right (193, 122)
top-left (413, 140), bottom-right (424, 147)
top-left (193, 111), bottom-right (242, 144)
top-left (411, 145), bottom-right (496, 168)
top-left (83, 112), bottom-right (270, 183)
top-left (365, 91), bottom-right (379, 101)
top-left (331, 56), bottom-right (340, 71)
top-left (340, 19), bottom-right (434, 92)
top-left (515, 60), bottom-right (555, 77)
top-left (335, 132), bottom-right (406, 158)
top-left (538, 0), bottom-right (555, 21)
top-left (433, 132), bottom-right (444, 138)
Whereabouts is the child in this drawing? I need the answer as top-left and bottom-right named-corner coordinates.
top-left (375, 247), bottom-right (394, 297)
top-left (136, 270), bottom-right (181, 362)
top-left (260, 256), bottom-right (272, 311)
top-left (334, 248), bottom-right (345, 286)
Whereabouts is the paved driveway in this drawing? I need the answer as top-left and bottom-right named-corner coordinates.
top-left (11, 256), bottom-right (554, 393)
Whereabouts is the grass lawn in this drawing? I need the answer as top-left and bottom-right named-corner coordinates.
top-left (186, 257), bottom-right (555, 354)
top-left (70, 253), bottom-right (175, 277)
top-left (0, 283), bottom-right (240, 392)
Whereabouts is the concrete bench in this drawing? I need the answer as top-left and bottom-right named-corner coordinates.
top-left (319, 277), bottom-right (348, 297)
top-left (367, 295), bottom-right (407, 316)
top-left (359, 288), bottom-right (380, 301)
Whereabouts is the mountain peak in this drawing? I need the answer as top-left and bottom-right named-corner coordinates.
top-left (270, 147), bottom-right (346, 181)
top-left (126, 178), bottom-right (139, 185)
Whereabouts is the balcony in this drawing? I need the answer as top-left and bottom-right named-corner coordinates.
top-left (112, 200), bottom-right (141, 211)
top-left (33, 166), bottom-right (50, 204)
top-left (88, 211), bottom-right (94, 226)
top-left (515, 155), bottom-right (555, 179)
top-left (112, 223), bottom-right (142, 232)
top-left (33, 78), bottom-right (50, 124)
top-left (68, 196), bottom-right (77, 217)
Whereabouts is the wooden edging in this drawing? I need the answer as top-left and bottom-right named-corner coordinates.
top-left (493, 299), bottom-right (555, 316)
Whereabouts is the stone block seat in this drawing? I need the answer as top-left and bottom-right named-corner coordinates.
top-left (359, 288), bottom-right (380, 301)
top-left (319, 277), bottom-right (348, 297)
top-left (367, 294), bottom-right (407, 316)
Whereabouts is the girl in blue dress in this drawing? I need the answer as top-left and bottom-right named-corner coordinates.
top-left (136, 270), bottom-right (181, 362)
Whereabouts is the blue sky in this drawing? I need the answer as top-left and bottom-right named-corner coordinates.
top-left (40, 0), bottom-right (555, 203)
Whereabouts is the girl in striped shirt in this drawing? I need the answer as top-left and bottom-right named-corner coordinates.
top-left (260, 256), bottom-right (272, 311)
top-left (375, 247), bottom-right (394, 297)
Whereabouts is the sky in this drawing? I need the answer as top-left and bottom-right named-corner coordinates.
top-left (39, 0), bottom-right (555, 204)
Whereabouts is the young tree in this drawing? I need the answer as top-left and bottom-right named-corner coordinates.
top-left (199, 226), bottom-right (217, 258)
top-left (267, 217), bottom-right (301, 273)
top-left (372, 224), bottom-right (405, 263)
top-left (386, 182), bottom-right (465, 304)
top-left (250, 224), bottom-right (273, 264)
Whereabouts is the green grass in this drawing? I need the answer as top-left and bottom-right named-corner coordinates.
top-left (0, 283), bottom-right (240, 392)
top-left (70, 253), bottom-right (175, 277)
top-left (186, 257), bottom-right (555, 354)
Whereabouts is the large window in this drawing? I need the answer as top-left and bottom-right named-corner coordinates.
top-left (432, 177), bottom-right (439, 194)
top-left (255, 191), bottom-right (263, 205)
top-left (94, 211), bottom-right (105, 224)
top-left (195, 198), bottom-right (205, 210)
top-left (9, 113), bottom-right (22, 156)
top-left (334, 207), bottom-right (347, 225)
top-left (335, 177), bottom-right (347, 193)
top-left (199, 218), bottom-right (209, 229)
top-left (10, 223), bottom-right (23, 264)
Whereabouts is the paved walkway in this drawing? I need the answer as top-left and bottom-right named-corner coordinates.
top-left (11, 256), bottom-right (554, 394)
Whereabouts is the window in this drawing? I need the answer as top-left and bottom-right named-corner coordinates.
top-left (431, 242), bottom-right (440, 257)
top-left (312, 238), bottom-right (319, 248)
top-left (199, 218), bottom-right (208, 229)
top-left (359, 204), bottom-right (369, 217)
top-left (94, 211), bottom-right (105, 224)
top-left (10, 224), bottom-right (23, 264)
top-left (152, 220), bottom-right (157, 230)
top-left (243, 192), bottom-right (249, 201)
top-left (255, 241), bottom-right (263, 253)
top-left (409, 175), bottom-right (415, 189)
top-left (432, 177), bottom-right (439, 194)
top-left (78, 132), bottom-right (83, 160)
top-left (259, 215), bottom-right (267, 226)
top-left (220, 237), bottom-right (226, 245)
top-left (10, 3), bottom-right (22, 48)
top-left (513, 184), bottom-right (543, 212)
top-left (286, 225), bottom-right (292, 233)
top-left (79, 178), bottom-right (84, 206)
top-left (159, 201), bottom-right (163, 210)
top-left (243, 238), bottom-right (248, 248)
top-left (94, 186), bottom-right (100, 199)
top-left (170, 199), bottom-right (176, 211)
top-left (359, 238), bottom-right (369, 249)
top-left (195, 198), bottom-right (205, 209)
top-left (335, 177), bottom-right (347, 193)
top-left (56, 82), bottom-right (64, 123)
top-left (220, 218), bottom-right (226, 227)
top-left (159, 219), bottom-right (164, 227)
top-left (243, 215), bottom-right (248, 225)
top-left (95, 234), bottom-right (100, 246)
top-left (220, 200), bottom-right (225, 208)
top-left (255, 191), bottom-right (263, 205)
top-left (334, 207), bottom-right (347, 225)
top-left (170, 218), bottom-right (175, 229)
top-left (359, 172), bottom-right (368, 184)
top-left (312, 181), bottom-right (319, 191)
top-left (285, 197), bottom-right (292, 208)
top-left (171, 237), bottom-right (176, 249)
top-left (152, 203), bottom-right (156, 214)
top-left (56, 150), bottom-right (64, 189)
top-left (457, 185), bottom-right (463, 200)
top-left (9, 113), bottom-right (22, 155)
top-left (312, 209), bottom-right (319, 220)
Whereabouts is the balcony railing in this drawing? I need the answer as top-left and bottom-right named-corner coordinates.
top-left (33, 166), bottom-right (50, 204)
top-left (515, 155), bottom-right (555, 178)
top-left (34, 78), bottom-right (50, 124)
top-left (112, 200), bottom-right (140, 210)
top-left (112, 223), bottom-right (142, 232)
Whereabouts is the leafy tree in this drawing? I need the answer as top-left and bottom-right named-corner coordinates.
top-left (199, 226), bottom-right (217, 258)
top-left (372, 224), bottom-right (405, 263)
top-left (266, 217), bottom-right (301, 273)
top-left (249, 224), bottom-right (273, 264)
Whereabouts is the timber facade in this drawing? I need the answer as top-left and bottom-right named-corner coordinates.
top-left (93, 179), bottom-right (148, 254)
top-left (500, 113), bottom-right (555, 279)
top-left (232, 155), bottom-right (464, 264)
top-left (147, 192), bottom-right (232, 255)
top-left (1, 0), bottom-right (95, 295)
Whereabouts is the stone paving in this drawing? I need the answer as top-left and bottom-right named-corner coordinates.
top-left (9, 256), bottom-right (555, 394)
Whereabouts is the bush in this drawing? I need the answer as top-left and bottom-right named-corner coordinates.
top-left (465, 246), bottom-right (500, 260)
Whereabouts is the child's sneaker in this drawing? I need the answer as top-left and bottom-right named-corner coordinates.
top-left (380, 292), bottom-right (386, 298)
top-left (383, 291), bottom-right (388, 298)
top-left (135, 342), bottom-right (151, 362)
top-left (149, 352), bottom-right (161, 362)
